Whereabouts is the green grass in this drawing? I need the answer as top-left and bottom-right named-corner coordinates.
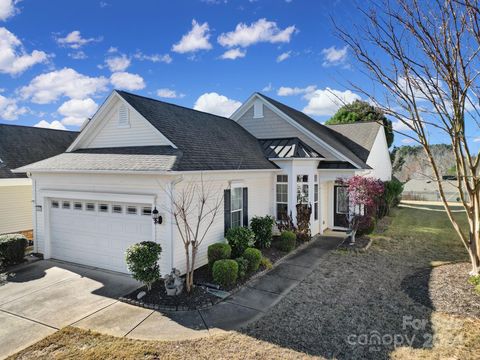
top-left (373, 207), bottom-right (469, 267)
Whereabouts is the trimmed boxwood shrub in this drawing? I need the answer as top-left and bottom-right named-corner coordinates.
top-left (235, 257), bottom-right (249, 279)
top-left (243, 247), bottom-right (262, 273)
top-left (260, 256), bottom-right (273, 270)
top-left (208, 243), bottom-right (231, 270)
top-left (226, 227), bottom-right (255, 258)
top-left (250, 215), bottom-right (275, 249)
top-left (276, 231), bottom-right (296, 252)
top-left (212, 259), bottom-right (238, 287)
top-left (0, 233), bottom-right (28, 266)
top-left (125, 241), bottom-right (162, 291)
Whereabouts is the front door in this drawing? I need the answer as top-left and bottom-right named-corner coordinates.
top-left (333, 185), bottom-right (349, 228)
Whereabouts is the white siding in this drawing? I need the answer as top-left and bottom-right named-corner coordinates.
top-left (237, 106), bottom-right (339, 159)
top-left (171, 171), bottom-right (274, 274)
top-left (364, 128), bottom-right (392, 181)
top-left (0, 181), bottom-right (33, 234)
top-left (81, 97), bottom-right (172, 149)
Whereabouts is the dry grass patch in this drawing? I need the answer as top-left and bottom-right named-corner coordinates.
top-left (9, 326), bottom-right (314, 360)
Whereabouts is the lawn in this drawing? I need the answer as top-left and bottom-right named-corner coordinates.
top-left (9, 207), bottom-right (480, 360)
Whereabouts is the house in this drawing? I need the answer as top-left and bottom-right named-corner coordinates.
top-left (15, 91), bottom-right (391, 274)
top-left (0, 124), bottom-right (77, 237)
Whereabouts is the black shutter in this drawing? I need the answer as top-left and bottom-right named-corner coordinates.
top-left (242, 187), bottom-right (248, 227)
top-left (224, 189), bottom-right (231, 235)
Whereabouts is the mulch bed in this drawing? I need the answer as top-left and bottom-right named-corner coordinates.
top-left (402, 262), bottom-right (480, 319)
top-left (337, 235), bottom-right (371, 252)
top-left (121, 238), bottom-right (307, 311)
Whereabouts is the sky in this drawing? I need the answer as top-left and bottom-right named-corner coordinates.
top-left (0, 0), bottom-right (463, 148)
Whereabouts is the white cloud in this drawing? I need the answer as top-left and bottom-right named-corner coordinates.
top-left (276, 51), bottom-right (291, 63)
top-left (392, 119), bottom-right (414, 131)
top-left (0, 27), bottom-right (48, 75)
top-left (57, 98), bottom-right (98, 126)
top-left (277, 85), bottom-right (316, 96)
top-left (56, 30), bottom-right (102, 49)
top-left (172, 20), bottom-right (212, 54)
top-left (0, 0), bottom-right (19, 21)
top-left (20, 68), bottom-right (109, 104)
top-left (156, 88), bottom-right (185, 99)
top-left (34, 120), bottom-right (66, 130)
top-left (474, 137), bottom-right (480, 143)
top-left (401, 138), bottom-right (415, 144)
top-left (220, 48), bottom-right (246, 60)
top-left (262, 83), bottom-right (273, 92)
top-left (105, 54), bottom-right (130, 72)
top-left (110, 72), bottom-right (145, 90)
top-left (193, 92), bottom-right (241, 117)
top-left (218, 18), bottom-right (296, 48)
top-left (133, 51), bottom-right (172, 63)
top-left (321, 46), bottom-right (348, 67)
top-left (303, 88), bottom-right (361, 116)
top-left (69, 51), bottom-right (87, 59)
top-left (0, 93), bottom-right (27, 120)
top-left (107, 46), bottom-right (117, 53)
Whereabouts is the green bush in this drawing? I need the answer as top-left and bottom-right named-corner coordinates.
top-left (226, 227), bottom-right (255, 258)
top-left (357, 217), bottom-right (376, 236)
top-left (207, 243), bottom-right (231, 270)
top-left (384, 179), bottom-right (404, 212)
top-left (243, 247), bottom-right (262, 273)
top-left (260, 256), bottom-right (273, 270)
top-left (0, 234), bottom-right (28, 266)
top-left (276, 231), bottom-right (296, 252)
top-left (212, 259), bottom-right (238, 287)
top-left (235, 257), bottom-right (249, 279)
top-left (125, 241), bottom-right (162, 291)
top-left (250, 215), bottom-right (275, 249)
top-left (469, 275), bottom-right (480, 294)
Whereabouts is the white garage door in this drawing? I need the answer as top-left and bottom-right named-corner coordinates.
top-left (49, 198), bottom-right (153, 273)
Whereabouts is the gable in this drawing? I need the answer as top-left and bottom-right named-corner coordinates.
top-left (365, 126), bottom-right (392, 181)
top-left (236, 102), bottom-right (340, 160)
top-left (71, 93), bottom-right (174, 151)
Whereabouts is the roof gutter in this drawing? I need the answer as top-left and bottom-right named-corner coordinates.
top-left (12, 168), bottom-right (282, 175)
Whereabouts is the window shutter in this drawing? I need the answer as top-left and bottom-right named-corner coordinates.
top-left (224, 189), bottom-right (231, 235)
top-left (242, 187), bottom-right (248, 227)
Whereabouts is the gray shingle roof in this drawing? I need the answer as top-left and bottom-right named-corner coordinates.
top-left (325, 122), bottom-right (381, 163)
top-left (15, 146), bottom-right (180, 173)
top-left (0, 124), bottom-right (77, 178)
top-left (257, 93), bottom-right (371, 168)
top-left (116, 91), bottom-right (278, 171)
top-left (259, 138), bottom-right (324, 159)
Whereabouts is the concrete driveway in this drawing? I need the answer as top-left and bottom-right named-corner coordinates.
top-left (0, 260), bottom-right (140, 359)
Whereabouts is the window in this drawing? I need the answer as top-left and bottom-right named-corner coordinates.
top-left (314, 184), bottom-right (319, 220)
top-left (253, 99), bottom-right (264, 118)
top-left (296, 175), bottom-right (309, 204)
top-left (118, 104), bottom-right (130, 128)
top-left (276, 175), bottom-right (288, 220)
top-left (62, 201), bottom-right (70, 209)
top-left (231, 187), bottom-right (243, 228)
top-left (51, 200), bottom-right (59, 208)
top-left (86, 203), bottom-right (95, 211)
top-left (74, 202), bottom-right (83, 211)
top-left (127, 206), bottom-right (137, 215)
top-left (99, 204), bottom-right (109, 213)
top-left (142, 207), bottom-right (152, 216)
top-left (336, 187), bottom-right (349, 214)
top-left (112, 205), bottom-right (122, 214)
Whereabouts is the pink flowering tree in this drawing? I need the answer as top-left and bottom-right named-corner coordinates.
top-left (337, 176), bottom-right (384, 244)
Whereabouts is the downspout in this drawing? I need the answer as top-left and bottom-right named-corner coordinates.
top-left (169, 176), bottom-right (184, 271)
top-left (31, 173), bottom-right (38, 253)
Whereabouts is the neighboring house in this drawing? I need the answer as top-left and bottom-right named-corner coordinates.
top-left (0, 124), bottom-right (77, 236)
top-left (402, 178), bottom-right (462, 202)
top-left (15, 91), bottom-right (391, 274)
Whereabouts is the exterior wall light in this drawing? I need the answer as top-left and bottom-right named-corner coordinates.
top-left (152, 206), bottom-right (162, 225)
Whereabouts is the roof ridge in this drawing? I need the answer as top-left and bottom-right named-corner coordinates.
top-left (0, 123), bottom-right (78, 133)
top-left (116, 90), bottom-right (235, 121)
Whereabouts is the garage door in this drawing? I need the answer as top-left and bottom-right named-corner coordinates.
top-left (49, 198), bottom-right (153, 273)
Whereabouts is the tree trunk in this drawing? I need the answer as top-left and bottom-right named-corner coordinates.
top-left (184, 244), bottom-right (191, 293)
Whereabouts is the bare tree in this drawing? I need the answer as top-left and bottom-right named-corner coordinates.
top-left (164, 174), bottom-right (223, 293)
top-left (336, 0), bottom-right (480, 274)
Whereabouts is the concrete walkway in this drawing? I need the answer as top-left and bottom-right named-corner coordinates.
top-left (74, 234), bottom-right (344, 340)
